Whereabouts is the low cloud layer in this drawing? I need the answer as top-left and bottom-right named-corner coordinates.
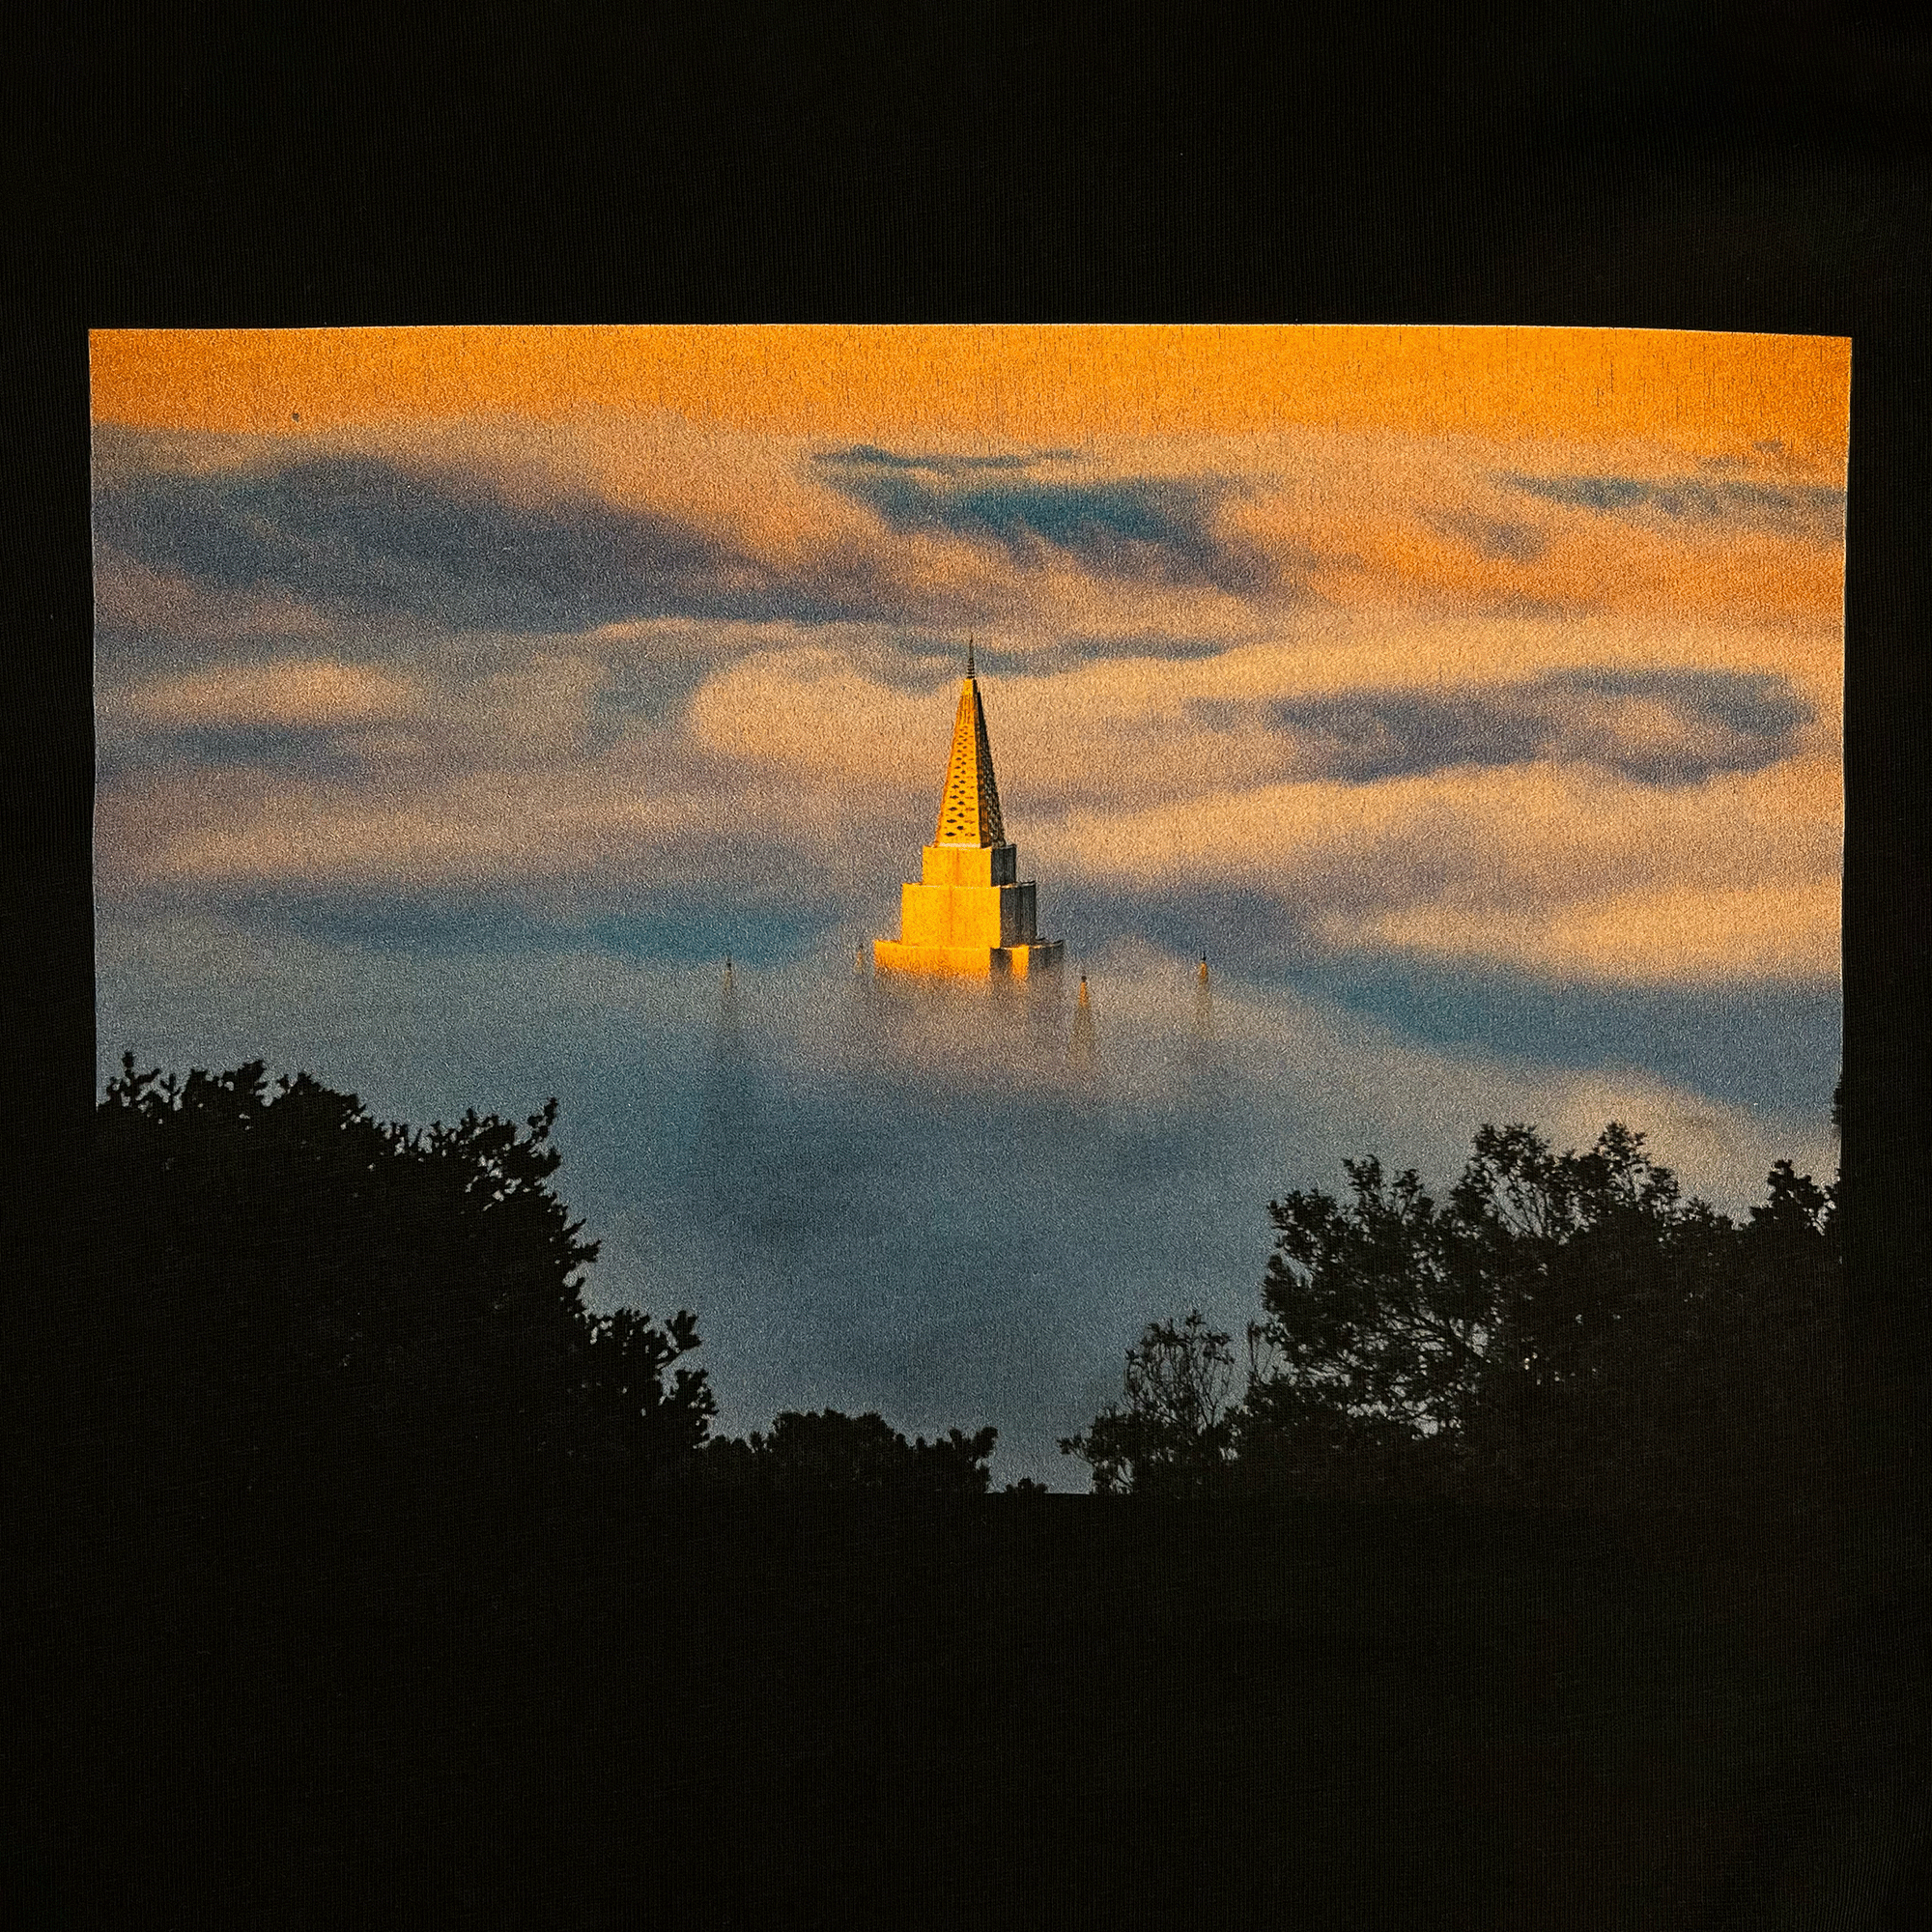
top-left (93, 916), bottom-right (1838, 1487)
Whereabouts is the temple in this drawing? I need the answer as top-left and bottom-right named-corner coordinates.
top-left (872, 650), bottom-right (1065, 980)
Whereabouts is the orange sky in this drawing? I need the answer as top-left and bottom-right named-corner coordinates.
top-left (90, 321), bottom-right (1848, 1006)
top-left (91, 326), bottom-right (1852, 472)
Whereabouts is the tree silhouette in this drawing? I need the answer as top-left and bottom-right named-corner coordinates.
top-left (1059, 1309), bottom-right (1237, 1494)
top-left (81, 1055), bottom-right (715, 1505)
top-left (695, 1408), bottom-right (1000, 1493)
top-left (1061, 1120), bottom-right (1845, 1513)
top-left (1237, 1121), bottom-right (1843, 1509)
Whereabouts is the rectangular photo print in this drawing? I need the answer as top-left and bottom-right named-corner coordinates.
top-left (90, 324), bottom-right (1848, 1501)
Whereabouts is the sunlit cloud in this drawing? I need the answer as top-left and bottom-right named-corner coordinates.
top-left (115, 657), bottom-right (421, 732)
top-left (1035, 753), bottom-right (1839, 986)
top-left (99, 762), bottom-right (716, 893)
top-left (1356, 881), bottom-right (1840, 985)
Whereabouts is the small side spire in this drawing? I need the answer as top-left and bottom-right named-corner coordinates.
top-left (966, 635), bottom-right (976, 680)
top-left (1069, 972), bottom-right (1096, 1072)
top-left (1198, 955), bottom-right (1209, 985)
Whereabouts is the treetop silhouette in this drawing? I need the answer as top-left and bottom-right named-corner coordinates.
top-left (84, 1054), bottom-right (714, 1503)
top-left (1065, 1119), bottom-right (1844, 1514)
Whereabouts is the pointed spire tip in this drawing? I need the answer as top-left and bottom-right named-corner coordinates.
top-left (935, 643), bottom-right (1005, 845)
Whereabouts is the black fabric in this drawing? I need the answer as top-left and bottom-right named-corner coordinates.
top-left (14, 9), bottom-right (1927, 1923)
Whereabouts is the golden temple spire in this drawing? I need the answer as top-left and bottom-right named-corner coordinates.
top-left (871, 656), bottom-right (1062, 980)
top-left (935, 658), bottom-right (1005, 847)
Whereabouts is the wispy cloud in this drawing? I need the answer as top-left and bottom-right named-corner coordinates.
top-left (1037, 753), bottom-right (1840, 986)
top-left (1425, 508), bottom-right (1548, 563)
top-left (816, 445), bottom-right (1282, 594)
top-left (117, 658), bottom-right (420, 732)
top-left (818, 444), bottom-right (1072, 474)
top-left (1266, 667), bottom-right (1813, 786)
top-left (93, 441), bottom-right (922, 636)
top-left (1499, 469), bottom-right (1846, 540)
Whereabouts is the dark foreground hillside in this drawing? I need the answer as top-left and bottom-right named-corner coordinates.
top-left (16, 1480), bottom-right (1927, 1928)
top-left (23, 1064), bottom-right (1921, 1922)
